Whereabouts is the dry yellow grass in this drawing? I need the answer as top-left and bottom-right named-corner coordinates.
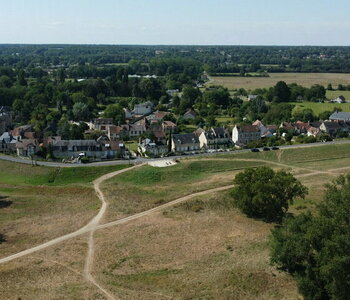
top-left (209, 73), bottom-right (350, 90)
top-left (0, 235), bottom-right (105, 300)
top-left (93, 191), bottom-right (300, 300)
top-left (0, 185), bottom-right (99, 257)
top-left (1, 149), bottom-right (350, 299)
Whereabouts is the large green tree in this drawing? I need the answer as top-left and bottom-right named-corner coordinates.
top-left (270, 174), bottom-right (350, 300)
top-left (231, 167), bottom-right (307, 221)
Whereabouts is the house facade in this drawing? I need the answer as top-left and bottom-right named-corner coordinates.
top-left (138, 139), bottom-right (168, 157)
top-left (199, 127), bottom-right (231, 149)
top-left (232, 125), bottom-right (260, 145)
top-left (93, 118), bottom-right (114, 131)
top-left (171, 133), bottom-right (200, 152)
top-left (16, 139), bottom-right (38, 157)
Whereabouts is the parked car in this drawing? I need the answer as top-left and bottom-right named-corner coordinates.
top-left (263, 147), bottom-right (270, 151)
top-left (272, 146), bottom-right (280, 150)
top-left (251, 148), bottom-right (260, 152)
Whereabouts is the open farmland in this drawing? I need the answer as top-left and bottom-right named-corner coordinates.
top-left (2, 143), bottom-right (350, 299)
top-left (289, 101), bottom-right (350, 115)
top-left (208, 73), bottom-right (350, 90)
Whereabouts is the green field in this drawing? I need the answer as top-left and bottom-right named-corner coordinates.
top-left (0, 160), bottom-right (129, 186)
top-left (290, 101), bottom-right (350, 115)
top-left (326, 90), bottom-right (350, 100)
top-left (209, 73), bottom-right (350, 90)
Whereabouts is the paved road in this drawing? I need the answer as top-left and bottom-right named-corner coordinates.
top-left (1, 139), bottom-right (350, 168)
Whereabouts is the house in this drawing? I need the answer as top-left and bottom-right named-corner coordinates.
top-left (51, 140), bottom-right (102, 158)
top-left (279, 122), bottom-right (294, 131)
top-left (129, 122), bottom-right (147, 137)
top-left (162, 121), bottom-right (177, 133)
top-left (266, 125), bottom-right (278, 135)
top-left (153, 130), bottom-right (167, 144)
top-left (194, 127), bottom-right (205, 137)
top-left (183, 109), bottom-right (197, 120)
top-left (252, 120), bottom-right (269, 136)
top-left (171, 133), bottom-right (200, 152)
top-left (93, 118), bottom-right (114, 131)
top-left (98, 140), bottom-right (126, 159)
top-left (124, 108), bottom-right (132, 120)
top-left (294, 121), bottom-right (310, 135)
top-left (107, 125), bottom-right (129, 140)
top-left (11, 125), bottom-right (34, 138)
top-left (15, 139), bottom-right (38, 157)
top-left (138, 138), bottom-right (168, 157)
top-left (320, 121), bottom-right (342, 136)
top-left (248, 95), bottom-right (258, 101)
top-left (232, 125), bottom-right (260, 145)
top-left (132, 101), bottom-right (153, 116)
top-left (146, 111), bottom-right (169, 123)
top-left (0, 132), bottom-right (19, 153)
top-left (330, 95), bottom-right (346, 103)
top-left (307, 126), bottom-right (321, 137)
top-left (329, 111), bottom-right (350, 122)
top-left (199, 127), bottom-right (231, 149)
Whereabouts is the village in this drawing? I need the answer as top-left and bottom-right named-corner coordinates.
top-left (1, 101), bottom-right (350, 163)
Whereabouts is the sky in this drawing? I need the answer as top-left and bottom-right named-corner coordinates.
top-left (1, 0), bottom-right (350, 45)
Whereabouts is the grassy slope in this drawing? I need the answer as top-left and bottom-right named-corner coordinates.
top-left (102, 159), bottom-right (267, 221)
top-left (0, 161), bottom-right (129, 256)
top-left (96, 143), bottom-right (350, 299)
top-left (2, 143), bottom-right (350, 299)
top-left (94, 191), bottom-right (299, 300)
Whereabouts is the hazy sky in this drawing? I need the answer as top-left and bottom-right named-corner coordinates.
top-left (1, 0), bottom-right (350, 45)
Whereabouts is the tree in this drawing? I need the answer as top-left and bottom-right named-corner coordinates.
top-left (103, 103), bottom-right (125, 124)
top-left (231, 167), bottom-right (307, 221)
top-left (72, 102), bottom-right (91, 121)
top-left (292, 108), bottom-right (315, 122)
top-left (270, 174), bottom-right (350, 300)
top-left (273, 81), bottom-right (291, 102)
top-left (263, 103), bottom-right (294, 124)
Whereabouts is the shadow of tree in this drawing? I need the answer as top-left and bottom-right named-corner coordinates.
top-left (0, 195), bottom-right (11, 244)
top-left (0, 195), bottom-right (12, 208)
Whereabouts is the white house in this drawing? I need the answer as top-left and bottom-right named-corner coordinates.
top-left (232, 125), bottom-right (261, 145)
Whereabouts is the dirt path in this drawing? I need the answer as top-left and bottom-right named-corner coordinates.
top-left (1, 157), bottom-right (348, 299)
top-left (0, 158), bottom-right (340, 266)
top-left (0, 166), bottom-right (140, 265)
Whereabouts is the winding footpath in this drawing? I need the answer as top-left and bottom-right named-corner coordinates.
top-left (0, 157), bottom-right (345, 298)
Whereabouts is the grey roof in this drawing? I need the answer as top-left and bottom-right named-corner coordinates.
top-left (173, 133), bottom-right (199, 145)
top-left (322, 121), bottom-right (342, 129)
top-left (212, 127), bottom-right (230, 138)
top-left (329, 112), bottom-right (350, 121)
top-left (52, 140), bottom-right (100, 147)
top-left (0, 132), bottom-right (18, 144)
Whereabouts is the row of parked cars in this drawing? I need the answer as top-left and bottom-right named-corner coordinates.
top-left (251, 146), bottom-right (280, 152)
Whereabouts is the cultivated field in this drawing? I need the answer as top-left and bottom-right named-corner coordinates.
top-left (2, 143), bottom-right (350, 299)
top-left (208, 73), bottom-right (350, 90)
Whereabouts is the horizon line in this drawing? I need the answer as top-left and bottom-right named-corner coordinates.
top-left (1, 43), bottom-right (350, 47)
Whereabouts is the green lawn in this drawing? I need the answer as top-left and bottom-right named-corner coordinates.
top-left (0, 161), bottom-right (129, 186)
top-left (289, 101), bottom-right (350, 116)
top-left (326, 90), bottom-right (350, 100)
